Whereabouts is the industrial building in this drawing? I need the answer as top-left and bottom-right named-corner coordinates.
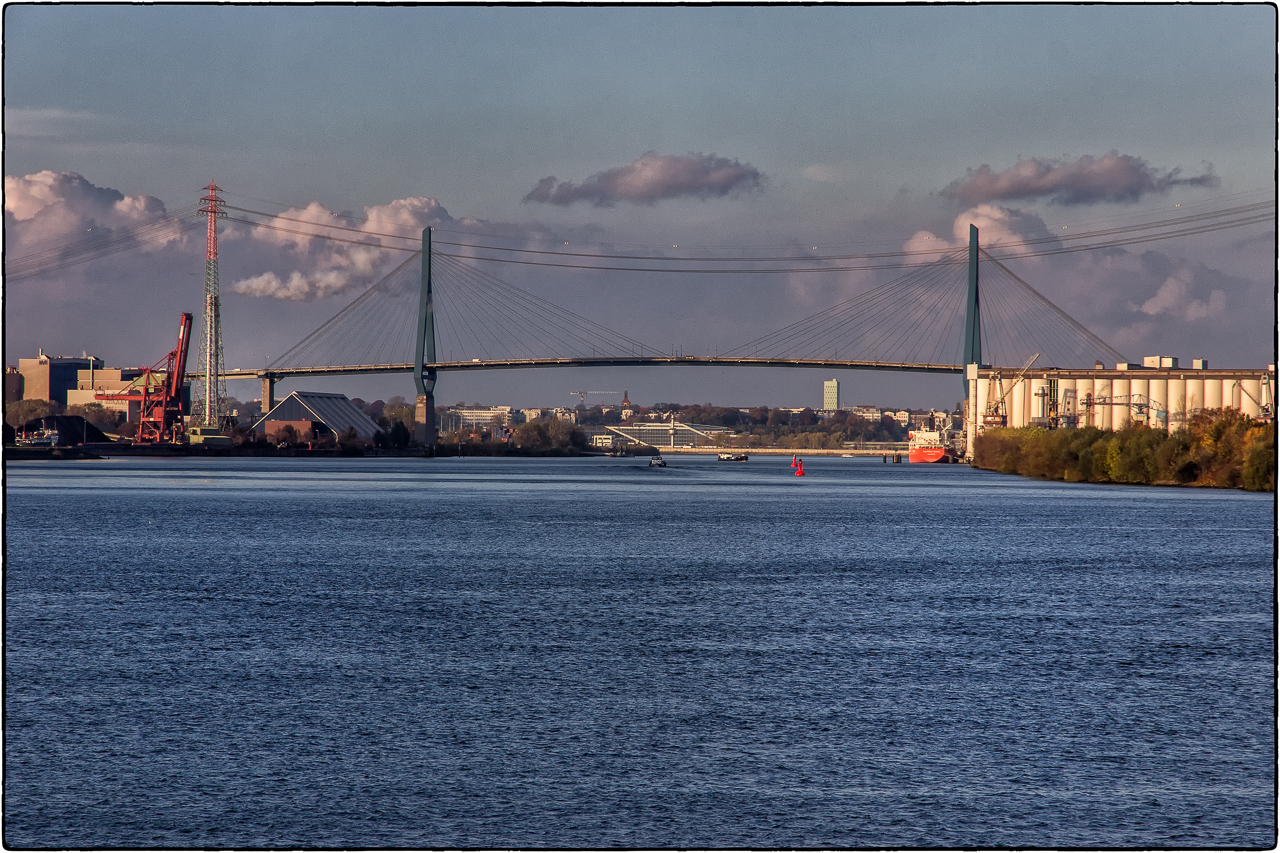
top-left (251, 391), bottom-right (382, 442)
top-left (13, 348), bottom-right (192, 422)
top-left (964, 358), bottom-right (1276, 457)
top-left (17, 351), bottom-right (103, 406)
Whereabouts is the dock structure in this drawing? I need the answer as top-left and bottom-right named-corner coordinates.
top-left (964, 361), bottom-right (1276, 459)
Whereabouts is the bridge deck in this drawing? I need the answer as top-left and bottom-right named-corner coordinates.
top-left (197, 356), bottom-right (967, 381)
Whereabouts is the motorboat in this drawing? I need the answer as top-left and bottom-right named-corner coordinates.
top-left (717, 452), bottom-right (748, 461)
top-left (648, 454), bottom-right (667, 467)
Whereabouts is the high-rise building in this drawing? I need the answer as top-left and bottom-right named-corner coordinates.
top-left (823, 379), bottom-right (840, 411)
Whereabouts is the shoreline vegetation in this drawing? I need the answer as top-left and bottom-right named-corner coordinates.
top-left (972, 409), bottom-right (1275, 492)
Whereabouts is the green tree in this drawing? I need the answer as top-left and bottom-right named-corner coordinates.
top-left (513, 421), bottom-right (550, 450)
top-left (1242, 425), bottom-right (1275, 492)
top-left (6, 398), bottom-right (63, 427)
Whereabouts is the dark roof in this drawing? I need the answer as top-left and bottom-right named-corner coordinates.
top-left (251, 391), bottom-right (383, 440)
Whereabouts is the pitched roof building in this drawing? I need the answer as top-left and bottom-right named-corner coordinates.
top-left (250, 391), bottom-right (382, 441)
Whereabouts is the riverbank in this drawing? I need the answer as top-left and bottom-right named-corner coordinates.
top-left (972, 409), bottom-right (1275, 491)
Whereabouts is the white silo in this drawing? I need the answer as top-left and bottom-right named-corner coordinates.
top-left (1112, 377), bottom-right (1131, 429)
top-left (1205, 377), bottom-right (1223, 410)
top-left (1028, 377), bottom-right (1049, 423)
top-left (1149, 378), bottom-right (1168, 430)
top-left (1009, 378), bottom-right (1027, 428)
top-left (1185, 377), bottom-right (1205, 418)
top-left (1241, 378), bottom-right (1262, 418)
top-left (1167, 378), bottom-right (1187, 431)
top-left (1093, 376), bottom-right (1112, 429)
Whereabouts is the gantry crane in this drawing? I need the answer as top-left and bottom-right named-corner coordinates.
top-left (1081, 393), bottom-right (1167, 429)
top-left (96, 313), bottom-right (193, 443)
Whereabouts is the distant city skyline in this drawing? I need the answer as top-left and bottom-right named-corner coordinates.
top-left (5, 5), bottom-right (1274, 409)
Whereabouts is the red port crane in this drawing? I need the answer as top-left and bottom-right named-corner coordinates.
top-left (96, 313), bottom-right (193, 443)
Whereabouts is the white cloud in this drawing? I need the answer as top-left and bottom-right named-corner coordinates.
top-left (900, 204), bottom-right (1054, 262)
top-left (229, 196), bottom-right (455, 301)
top-left (4, 170), bottom-right (175, 253)
top-left (1139, 270), bottom-right (1227, 322)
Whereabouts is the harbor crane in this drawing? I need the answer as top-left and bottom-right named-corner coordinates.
top-left (982, 353), bottom-right (1039, 428)
top-left (95, 312), bottom-right (193, 443)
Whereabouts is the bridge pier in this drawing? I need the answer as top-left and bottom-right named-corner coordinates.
top-left (259, 372), bottom-right (276, 414)
top-left (415, 393), bottom-right (436, 450)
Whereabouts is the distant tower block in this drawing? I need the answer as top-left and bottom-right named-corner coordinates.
top-left (192, 181), bottom-right (228, 427)
top-left (823, 378), bottom-right (840, 410)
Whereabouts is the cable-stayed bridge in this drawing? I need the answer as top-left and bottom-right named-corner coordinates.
top-left (13, 191), bottom-right (1266, 402)
top-left (205, 225), bottom-right (1131, 417)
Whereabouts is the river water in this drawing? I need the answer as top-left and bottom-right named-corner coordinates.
top-left (4, 455), bottom-right (1274, 848)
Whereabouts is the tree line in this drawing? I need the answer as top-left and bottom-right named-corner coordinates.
top-left (973, 409), bottom-right (1275, 491)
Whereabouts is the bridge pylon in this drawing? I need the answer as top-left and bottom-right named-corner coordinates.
top-left (962, 223), bottom-right (981, 394)
top-left (413, 227), bottom-right (438, 450)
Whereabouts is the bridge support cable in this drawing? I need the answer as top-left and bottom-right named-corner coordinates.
top-left (428, 253), bottom-right (663, 361)
top-left (722, 251), bottom-right (969, 364)
top-left (861, 262), bottom-right (967, 366)
top-left (718, 239), bottom-right (1128, 372)
top-left (979, 250), bottom-right (1127, 367)
top-left (268, 251), bottom-right (422, 370)
top-left (264, 245), bottom-right (664, 374)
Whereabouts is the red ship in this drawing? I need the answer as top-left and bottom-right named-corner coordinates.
top-left (907, 429), bottom-right (961, 463)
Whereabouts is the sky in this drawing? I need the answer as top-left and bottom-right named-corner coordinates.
top-left (4, 4), bottom-right (1275, 411)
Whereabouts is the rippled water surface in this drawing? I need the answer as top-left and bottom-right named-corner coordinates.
top-left (5, 455), bottom-right (1275, 848)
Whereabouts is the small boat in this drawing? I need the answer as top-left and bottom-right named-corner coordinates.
top-left (648, 454), bottom-right (667, 467)
top-left (717, 452), bottom-right (748, 461)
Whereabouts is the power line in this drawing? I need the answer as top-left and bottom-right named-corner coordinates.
top-left (8, 194), bottom-right (1273, 280)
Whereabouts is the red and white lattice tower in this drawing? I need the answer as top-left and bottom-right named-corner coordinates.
top-left (192, 181), bottom-right (228, 427)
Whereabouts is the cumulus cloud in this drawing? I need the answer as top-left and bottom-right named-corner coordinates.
top-left (229, 196), bottom-right (454, 300)
top-left (901, 203), bottom-right (1056, 262)
top-left (523, 151), bottom-right (764, 207)
top-left (4, 170), bottom-right (173, 260)
top-left (1137, 267), bottom-right (1227, 322)
top-left (942, 152), bottom-right (1220, 206)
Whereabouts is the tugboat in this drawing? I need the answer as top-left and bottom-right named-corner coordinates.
top-left (648, 454), bottom-right (667, 467)
top-left (907, 429), bottom-right (961, 463)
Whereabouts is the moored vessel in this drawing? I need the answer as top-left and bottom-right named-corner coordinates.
top-left (907, 429), bottom-right (960, 463)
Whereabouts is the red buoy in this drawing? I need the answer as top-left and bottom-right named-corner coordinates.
top-left (791, 455), bottom-right (797, 468)
top-left (795, 460), bottom-right (805, 476)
